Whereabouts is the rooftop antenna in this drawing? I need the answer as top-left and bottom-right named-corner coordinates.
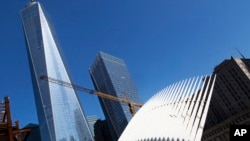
top-left (236, 48), bottom-right (245, 59)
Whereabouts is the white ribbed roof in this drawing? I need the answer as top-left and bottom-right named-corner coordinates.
top-left (119, 75), bottom-right (216, 141)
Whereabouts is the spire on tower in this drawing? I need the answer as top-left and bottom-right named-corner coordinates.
top-left (236, 48), bottom-right (245, 59)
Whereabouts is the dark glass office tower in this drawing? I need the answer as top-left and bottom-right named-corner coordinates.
top-left (89, 52), bottom-right (142, 140)
top-left (21, 1), bottom-right (93, 141)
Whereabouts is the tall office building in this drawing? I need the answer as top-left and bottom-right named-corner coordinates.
top-left (202, 57), bottom-right (250, 141)
top-left (24, 123), bottom-right (41, 141)
top-left (89, 52), bottom-right (142, 140)
top-left (21, 1), bottom-right (93, 141)
top-left (94, 119), bottom-right (113, 141)
top-left (86, 116), bottom-right (98, 137)
top-left (205, 57), bottom-right (250, 129)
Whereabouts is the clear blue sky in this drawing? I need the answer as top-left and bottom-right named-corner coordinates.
top-left (0, 0), bottom-right (250, 127)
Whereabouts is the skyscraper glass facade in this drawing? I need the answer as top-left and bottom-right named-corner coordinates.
top-left (89, 52), bottom-right (142, 140)
top-left (21, 2), bottom-right (93, 141)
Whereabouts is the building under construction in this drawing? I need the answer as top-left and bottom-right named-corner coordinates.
top-left (0, 97), bottom-right (30, 141)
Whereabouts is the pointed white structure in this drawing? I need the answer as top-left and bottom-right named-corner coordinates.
top-left (21, 1), bottom-right (93, 141)
top-left (119, 75), bottom-right (216, 141)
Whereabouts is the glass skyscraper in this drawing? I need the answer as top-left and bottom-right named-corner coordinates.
top-left (21, 1), bottom-right (93, 141)
top-left (89, 52), bottom-right (142, 140)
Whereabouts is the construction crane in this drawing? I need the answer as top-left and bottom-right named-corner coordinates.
top-left (39, 75), bottom-right (143, 115)
top-left (0, 97), bottom-right (31, 141)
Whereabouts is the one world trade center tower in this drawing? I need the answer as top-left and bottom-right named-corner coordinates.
top-left (21, 1), bottom-right (93, 141)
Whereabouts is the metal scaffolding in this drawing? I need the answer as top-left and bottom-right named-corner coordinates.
top-left (0, 97), bottom-right (31, 141)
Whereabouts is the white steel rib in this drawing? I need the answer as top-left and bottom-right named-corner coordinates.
top-left (119, 74), bottom-right (216, 141)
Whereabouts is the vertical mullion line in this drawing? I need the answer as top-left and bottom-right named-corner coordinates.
top-left (165, 81), bottom-right (179, 136)
top-left (183, 76), bottom-right (201, 127)
top-left (178, 77), bottom-right (194, 118)
top-left (194, 74), bottom-right (216, 141)
top-left (182, 76), bottom-right (199, 139)
top-left (187, 75), bottom-right (208, 139)
top-left (170, 80), bottom-right (183, 115)
top-left (163, 84), bottom-right (173, 105)
top-left (168, 81), bottom-right (180, 112)
top-left (173, 79), bottom-right (188, 139)
top-left (190, 75), bottom-right (211, 140)
top-left (178, 77), bottom-right (195, 138)
top-left (170, 80), bottom-right (183, 131)
top-left (166, 83), bottom-right (177, 133)
top-left (184, 75), bottom-right (204, 139)
top-left (160, 84), bottom-right (175, 138)
top-left (173, 79), bottom-right (187, 117)
top-left (172, 79), bottom-right (188, 139)
top-left (176, 78), bottom-right (193, 139)
top-left (166, 82), bottom-right (177, 107)
top-left (169, 80), bottom-right (183, 138)
top-left (159, 87), bottom-right (167, 105)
